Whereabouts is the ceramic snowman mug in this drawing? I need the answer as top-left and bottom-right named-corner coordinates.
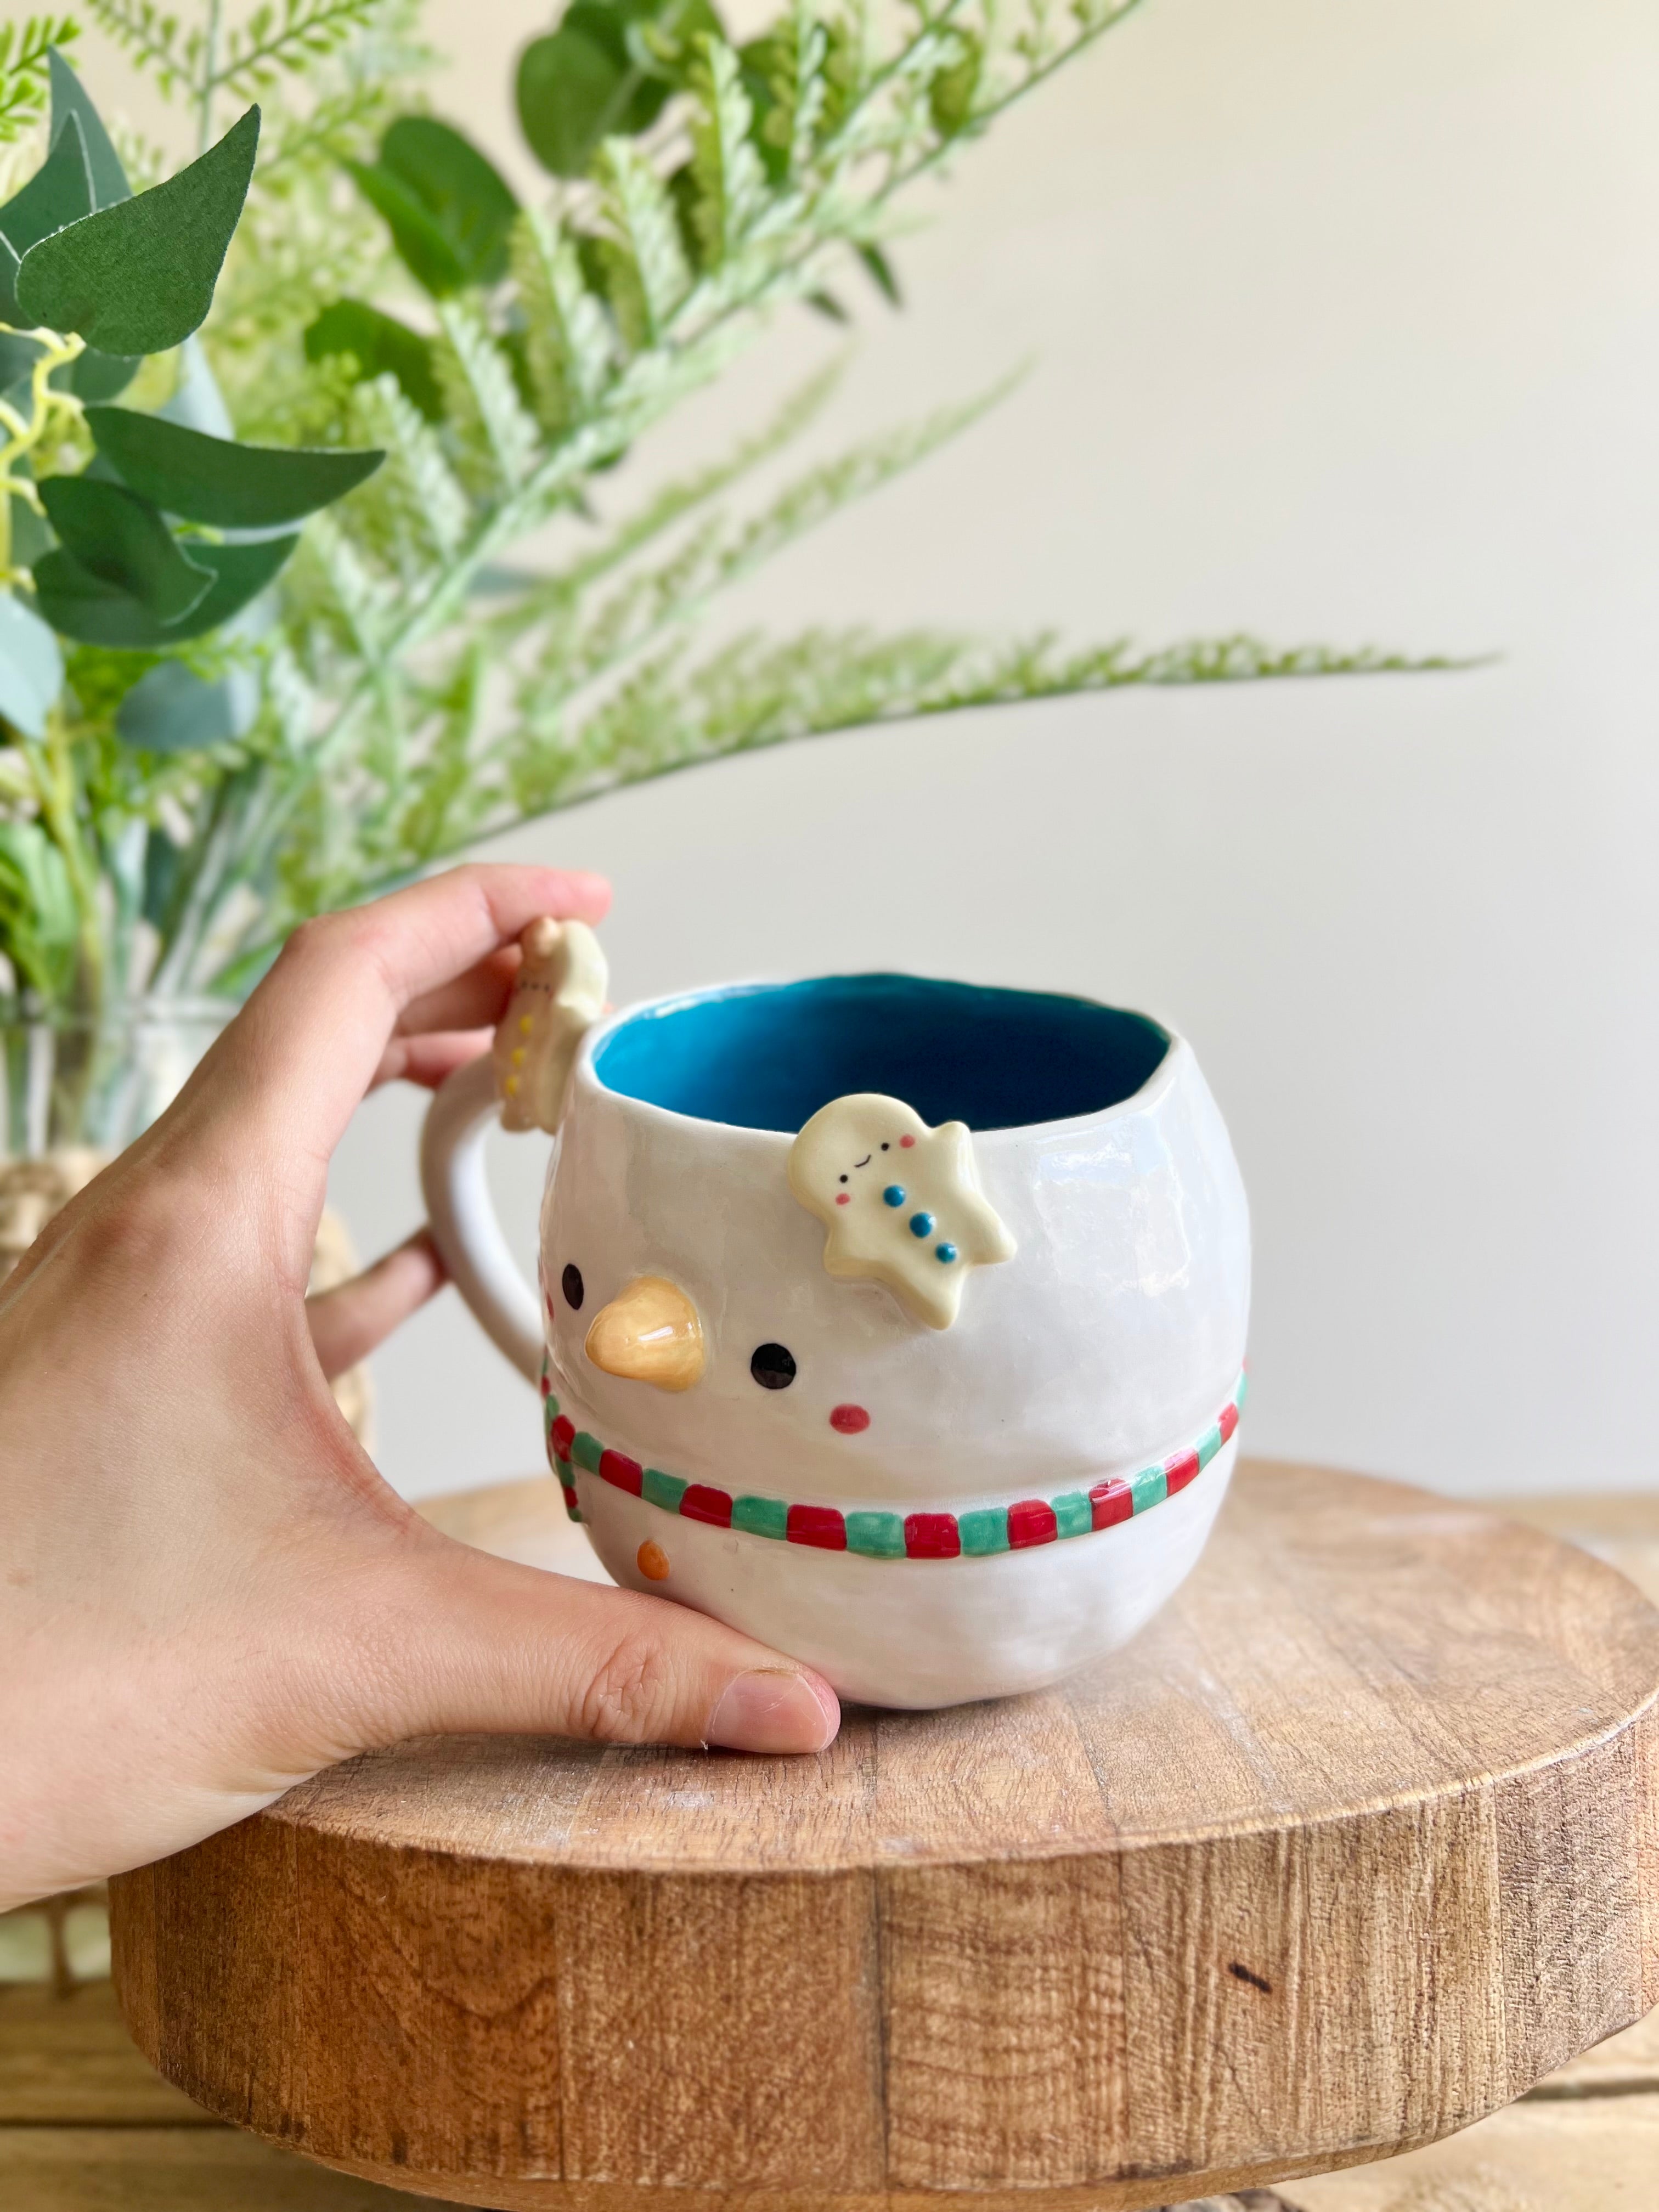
top-left (422, 926), bottom-right (1250, 1709)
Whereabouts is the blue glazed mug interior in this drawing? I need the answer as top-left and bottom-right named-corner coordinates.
top-left (590, 973), bottom-right (1170, 1134)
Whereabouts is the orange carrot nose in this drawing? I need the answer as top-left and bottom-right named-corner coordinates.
top-left (584, 1276), bottom-right (705, 1392)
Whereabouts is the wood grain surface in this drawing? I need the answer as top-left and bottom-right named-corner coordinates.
top-left (12, 1979), bottom-right (1659, 2212)
top-left (109, 1461), bottom-right (1659, 2212)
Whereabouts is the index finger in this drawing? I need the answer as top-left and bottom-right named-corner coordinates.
top-left (178, 864), bottom-right (610, 1172)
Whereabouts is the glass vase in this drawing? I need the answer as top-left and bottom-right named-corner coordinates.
top-left (0, 993), bottom-right (375, 1427)
top-left (0, 996), bottom-right (235, 1160)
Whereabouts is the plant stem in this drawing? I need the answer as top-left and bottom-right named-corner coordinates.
top-left (198, 0), bottom-right (223, 155)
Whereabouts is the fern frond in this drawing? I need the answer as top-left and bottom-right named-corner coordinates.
top-left (211, 0), bottom-right (387, 96)
top-left (157, 0), bottom-right (1451, 986)
top-left (82, 0), bottom-right (195, 99)
top-left (504, 627), bottom-right (1458, 824)
top-left (266, 641), bottom-right (318, 758)
top-left (393, 642), bottom-right (486, 863)
top-left (433, 302), bottom-right (543, 498)
top-left (509, 207), bottom-right (615, 436)
top-left (343, 373), bottom-right (471, 574)
top-left (256, 77), bottom-right (391, 176)
top-left (594, 137), bottom-right (693, 352)
top-left (295, 510), bottom-right (398, 669)
top-left (0, 16), bottom-right (78, 145)
top-left (688, 36), bottom-right (766, 268)
top-left (720, 370), bottom-right (1021, 580)
top-left (492, 356), bottom-right (846, 641)
top-left (786, 0), bottom-right (831, 176)
top-left (514, 371), bottom-right (1019, 718)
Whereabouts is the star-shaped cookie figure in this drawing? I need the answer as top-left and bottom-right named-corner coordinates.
top-left (789, 1093), bottom-right (1016, 1329)
top-left (493, 917), bottom-right (608, 1133)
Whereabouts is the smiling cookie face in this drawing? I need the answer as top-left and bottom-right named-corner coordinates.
top-left (788, 1093), bottom-right (1017, 1329)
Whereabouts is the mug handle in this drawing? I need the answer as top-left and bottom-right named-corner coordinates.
top-left (420, 1054), bottom-right (545, 1383)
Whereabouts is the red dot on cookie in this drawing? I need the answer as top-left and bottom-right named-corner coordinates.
top-left (900, 1134), bottom-right (915, 1147)
top-left (830, 1403), bottom-right (871, 1434)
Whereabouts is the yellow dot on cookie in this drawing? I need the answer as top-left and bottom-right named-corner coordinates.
top-left (637, 1540), bottom-right (670, 1582)
top-left (518, 1013), bottom-right (533, 1035)
top-left (504, 1074), bottom-right (520, 1097)
top-left (511, 1046), bottom-right (526, 1066)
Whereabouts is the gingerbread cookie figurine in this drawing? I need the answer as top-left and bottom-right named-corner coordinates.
top-left (788, 1092), bottom-right (1016, 1329)
top-left (493, 917), bottom-right (608, 1134)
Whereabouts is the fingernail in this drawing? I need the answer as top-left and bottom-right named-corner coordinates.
top-left (707, 1668), bottom-right (839, 1754)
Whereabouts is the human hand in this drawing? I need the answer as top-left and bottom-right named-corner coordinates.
top-left (0, 866), bottom-right (839, 1911)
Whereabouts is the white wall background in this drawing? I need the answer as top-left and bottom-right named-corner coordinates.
top-left (157, 0), bottom-right (1659, 1499)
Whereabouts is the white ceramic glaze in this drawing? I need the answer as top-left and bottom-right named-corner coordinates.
top-left (574, 1441), bottom-right (1238, 1707)
top-left (424, 973), bottom-right (1250, 1709)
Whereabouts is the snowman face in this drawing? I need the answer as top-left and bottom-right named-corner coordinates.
top-left (541, 1133), bottom-right (955, 1505)
top-left (538, 975), bottom-right (1249, 1513)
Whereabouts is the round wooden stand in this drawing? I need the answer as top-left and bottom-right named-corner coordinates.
top-left (110, 1462), bottom-right (1659, 2212)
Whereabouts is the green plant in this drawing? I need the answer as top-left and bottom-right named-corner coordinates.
top-left (0, 45), bottom-right (383, 1037)
top-left (0, 0), bottom-right (1446, 1115)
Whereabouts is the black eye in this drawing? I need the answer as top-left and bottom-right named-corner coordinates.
top-left (561, 1263), bottom-right (585, 1311)
top-left (838, 1174), bottom-right (848, 1184)
top-left (881, 1142), bottom-right (890, 1150)
top-left (750, 1342), bottom-right (797, 1390)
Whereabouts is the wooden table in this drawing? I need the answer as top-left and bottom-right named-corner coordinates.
top-left (7, 1470), bottom-right (1659, 2211)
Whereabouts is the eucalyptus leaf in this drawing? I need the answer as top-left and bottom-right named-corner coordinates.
top-left (0, 117), bottom-right (93, 329)
top-left (33, 529), bottom-right (295, 645)
top-left (38, 477), bottom-right (213, 620)
top-left (16, 106), bottom-right (259, 357)
top-left (381, 118), bottom-right (517, 286)
top-left (304, 298), bottom-right (442, 420)
top-left (516, 20), bottom-right (669, 179)
top-left (48, 48), bottom-right (131, 210)
top-left (87, 408), bottom-right (384, 528)
top-left (0, 593), bottom-right (65, 740)
top-left (343, 156), bottom-right (470, 297)
top-left (115, 659), bottom-right (247, 752)
top-left (148, 533), bottom-right (298, 640)
top-left (0, 114), bottom-right (93, 300)
top-left (63, 346), bottom-right (140, 401)
top-left (31, 548), bottom-right (180, 646)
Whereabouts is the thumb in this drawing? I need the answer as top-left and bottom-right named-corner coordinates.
top-left (334, 1523), bottom-right (842, 1757)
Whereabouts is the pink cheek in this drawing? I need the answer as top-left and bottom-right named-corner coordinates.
top-left (900, 1134), bottom-right (916, 1148)
top-left (830, 1404), bottom-right (871, 1435)
top-left (836, 1193), bottom-right (851, 1205)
